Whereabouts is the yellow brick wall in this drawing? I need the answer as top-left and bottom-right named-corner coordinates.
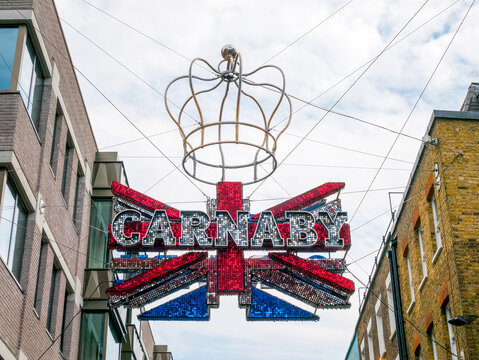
top-left (393, 116), bottom-right (479, 360)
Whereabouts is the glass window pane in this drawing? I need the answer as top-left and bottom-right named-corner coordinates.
top-left (105, 317), bottom-right (121, 360)
top-left (29, 61), bottom-right (43, 129)
top-left (0, 181), bottom-right (16, 263)
top-left (80, 312), bottom-right (105, 360)
top-left (10, 202), bottom-right (26, 279)
top-left (46, 268), bottom-right (59, 333)
top-left (18, 37), bottom-right (34, 106)
top-left (87, 200), bottom-right (112, 268)
top-left (0, 27), bottom-right (19, 90)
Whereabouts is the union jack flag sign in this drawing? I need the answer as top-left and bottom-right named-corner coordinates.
top-left (106, 181), bottom-right (354, 321)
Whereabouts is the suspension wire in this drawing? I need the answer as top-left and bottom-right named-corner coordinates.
top-left (346, 151), bottom-right (474, 358)
top-left (264, 0), bottom-right (462, 133)
top-left (279, 128), bottom-right (415, 164)
top-left (64, 0), bottom-right (463, 181)
top-left (143, 167), bottom-right (177, 194)
top-left (0, 52), bottom-right (117, 240)
top-left (282, 164), bottom-right (412, 171)
top-left (117, 159), bottom-right (415, 171)
top-left (72, 0), bottom-right (463, 192)
top-left (247, 0), bottom-right (431, 199)
top-left (0, 44), bottom-right (179, 233)
top-left (75, 0), bottom-right (441, 151)
top-left (349, 0), bottom-right (476, 224)
top-left (60, 7), bottom-right (410, 193)
top-left (0, 216), bottom-right (106, 307)
top-left (99, 125), bottom-right (194, 151)
top-left (346, 247), bottom-right (382, 266)
top-left (37, 280), bottom-right (114, 359)
top-left (59, 16), bottom-right (203, 127)
top-left (260, 0), bottom-right (355, 66)
top-left (347, 269), bottom-right (459, 358)
top-left (7, 2), bottom-right (209, 198)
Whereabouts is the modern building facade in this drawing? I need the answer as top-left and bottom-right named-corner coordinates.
top-left (0, 1), bottom-right (171, 359)
top-left (347, 83), bottom-right (479, 360)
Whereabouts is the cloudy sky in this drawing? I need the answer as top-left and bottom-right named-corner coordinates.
top-left (54, 0), bottom-right (478, 358)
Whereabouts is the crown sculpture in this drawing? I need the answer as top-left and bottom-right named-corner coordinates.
top-left (105, 46), bottom-right (355, 321)
top-left (164, 44), bottom-right (292, 185)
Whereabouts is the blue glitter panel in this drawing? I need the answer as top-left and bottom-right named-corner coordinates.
top-left (138, 286), bottom-right (209, 321)
top-left (247, 287), bottom-right (319, 321)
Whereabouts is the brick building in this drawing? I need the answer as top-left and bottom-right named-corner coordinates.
top-left (346, 83), bottom-right (479, 360)
top-left (0, 1), bottom-right (171, 359)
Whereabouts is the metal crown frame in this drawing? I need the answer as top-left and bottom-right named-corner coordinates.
top-left (165, 45), bottom-right (292, 185)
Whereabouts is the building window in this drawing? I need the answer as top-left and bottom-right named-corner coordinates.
top-left (34, 240), bottom-right (48, 312)
top-left (0, 179), bottom-right (27, 281)
top-left (60, 290), bottom-right (73, 356)
top-left (417, 227), bottom-right (427, 282)
top-left (367, 319), bottom-right (374, 360)
top-left (18, 36), bottom-right (43, 130)
top-left (360, 338), bottom-right (365, 360)
top-left (431, 194), bottom-right (442, 251)
top-left (385, 274), bottom-right (396, 337)
top-left (49, 107), bottom-right (62, 174)
top-left (46, 267), bottom-right (60, 335)
top-left (0, 27), bottom-right (19, 90)
top-left (375, 297), bottom-right (386, 356)
top-left (445, 304), bottom-right (457, 358)
top-left (105, 316), bottom-right (121, 360)
top-left (61, 135), bottom-right (73, 203)
top-left (87, 199), bottom-right (113, 268)
top-left (73, 169), bottom-right (81, 227)
top-left (429, 327), bottom-right (439, 360)
top-left (417, 349), bottom-right (422, 360)
top-left (79, 312), bottom-right (105, 360)
top-left (406, 252), bottom-right (415, 308)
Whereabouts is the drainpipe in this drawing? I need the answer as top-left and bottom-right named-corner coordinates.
top-left (387, 235), bottom-right (408, 360)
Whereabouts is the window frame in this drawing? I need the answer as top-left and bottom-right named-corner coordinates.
top-left (374, 296), bottom-right (386, 356)
top-left (87, 199), bottom-right (113, 269)
top-left (367, 319), bottom-right (374, 360)
top-left (0, 25), bottom-right (45, 135)
top-left (360, 338), bottom-right (366, 360)
top-left (430, 327), bottom-right (439, 360)
top-left (0, 26), bottom-right (21, 91)
top-left (18, 34), bottom-right (44, 128)
top-left (61, 134), bottom-right (74, 204)
top-left (417, 227), bottom-right (428, 290)
top-left (46, 265), bottom-right (60, 336)
top-left (0, 176), bottom-right (28, 283)
top-left (79, 312), bottom-right (106, 360)
top-left (385, 274), bottom-right (396, 338)
top-left (33, 239), bottom-right (48, 313)
top-left (445, 304), bottom-right (457, 358)
top-left (430, 193), bottom-right (443, 263)
top-left (406, 252), bottom-right (415, 313)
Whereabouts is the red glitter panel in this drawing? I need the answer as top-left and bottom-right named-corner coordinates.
top-left (269, 252), bottom-right (355, 294)
top-left (105, 252), bottom-right (207, 296)
top-left (216, 181), bottom-right (245, 293)
top-left (112, 181), bottom-right (180, 219)
top-left (340, 223), bottom-right (351, 249)
top-left (216, 182), bottom-right (243, 220)
top-left (217, 243), bottom-right (245, 293)
top-left (218, 242), bottom-right (244, 294)
top-left (251, 182), bottom-right (345, 220)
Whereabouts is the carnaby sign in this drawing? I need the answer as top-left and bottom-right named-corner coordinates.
top-left (106, 181), bottom-right (355, 321)
top-left (109, 181), bottom-right (350, 251)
